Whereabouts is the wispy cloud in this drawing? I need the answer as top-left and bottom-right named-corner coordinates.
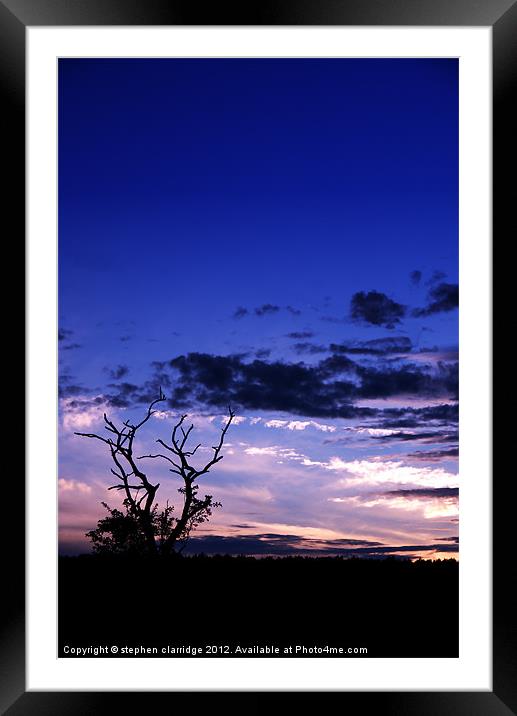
top-left (331, 487), bottom-right (459, 520)
top-left (264, 419), bottom-right (336, 433)
top-left (59, 478), bottom-right (92, 494)
top-left (60, 395), bottom-right (109, 431)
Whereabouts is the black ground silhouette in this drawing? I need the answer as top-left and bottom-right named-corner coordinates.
top-left (59, 554), bottom-right (458, 658)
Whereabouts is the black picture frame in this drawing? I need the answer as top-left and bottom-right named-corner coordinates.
top-left (4, 0), bottom-right (512, 711)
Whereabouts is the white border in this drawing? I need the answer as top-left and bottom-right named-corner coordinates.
top-left (27, 26), bottom-right (491, 691)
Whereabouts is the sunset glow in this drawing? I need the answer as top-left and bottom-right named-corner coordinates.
top-left (59, 58), bottom-right (458, 561)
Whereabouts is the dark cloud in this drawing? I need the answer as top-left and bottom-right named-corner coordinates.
top-left (61, 343), bottom-right (82, 351)
top-left (426, 270), bottom-right (447, 286)
top-left (356, 361), bottom-right (458, 400)
top-left (183, 532), bottom-right (384, 556)
top-left (110, 381), bottom-right (140, 395)
top-left (331, 336), bottom-right (412, 355)
top-left (167, 352), bottom-right (363, 418)
top-left (370, 430), bottom-right (458, 444)
top-left (287, 331), bottom-right (314, 339)
top-left (406, 447), bottom-right (459, 461)
top-left (377, 418), bottom-right (423, 429)
top-left (255, 304), bottom-right (280, 317)
top-left (413, 283), bottom-right (458, 317)
top-left (324, 427), bottom-right (458, 447)
top-left (384, 488), bottom-right (459, 499)
top-left (433, 432), bottom-right (459, 443)
top-left (437, 536), bottom-right (459, 543)
top-left (350, 291), bottom-right (406, 328)
top-left (59, 372), bottom-right (75, 384)
top-left (59, 372), bottom-right (90, 398)
top-left (376, 403), bottom-right (458, 427)
top-left (375, 431), bottom-right (434, 442)
top-left (234, 305), bottom-right (301, 319)
top-left (255, 348), bottom-right (271, 359)
top-left (58, 328), bottom-right (73, 341)
top-left (93, 378), bottom-right (167, 410)
top-left (119, 335), bottom-right (132, 342)
top-left (59, 383), bottom-right (87, 398)
top-left (410, 270), bottom-right (422, 286)
top-left (58, 326), bottom-right (81, 350)
top-left (105, 364), bottom-right (129, 380)
top-left (94, 349), bottom-right (458, 418)
top-left (182, 533), bottom-right (457, 557)
top-left (233, 306), bottom-right (248, 319)
top-left (292, 342), bottom-right (327, 355)
top-left (158, 352), bottom-right (457, 417)
top-left (60, 394), bottom-right (106, 410)
top-left (320, 538), bottom-right (385, 547)
top-left (317, 353), bottom-right (357, 377)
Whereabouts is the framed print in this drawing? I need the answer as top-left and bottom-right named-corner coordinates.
top-left (3, 0), bottom-right (513, 711)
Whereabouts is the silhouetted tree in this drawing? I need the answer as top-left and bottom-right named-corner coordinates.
top-left (76, 389), bottom-right (234, 556)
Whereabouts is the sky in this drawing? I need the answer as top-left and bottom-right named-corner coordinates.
top-left (58, 58), bottom-right (459, 559)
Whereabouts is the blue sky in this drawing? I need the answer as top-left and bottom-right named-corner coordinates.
top-left (58, 58), bottom-right (459, 558)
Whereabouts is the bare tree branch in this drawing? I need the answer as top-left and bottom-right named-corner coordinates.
top-left (75, 389), bottom-right (167, 553)
top-left (77, 392), bottom-right (234, 556)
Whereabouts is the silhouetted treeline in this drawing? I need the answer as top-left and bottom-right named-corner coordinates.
top-left (59, 554), bottom-right (458, 658)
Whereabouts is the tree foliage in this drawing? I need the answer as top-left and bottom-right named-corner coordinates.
top-left (85, 500), bottom-right (175, 555)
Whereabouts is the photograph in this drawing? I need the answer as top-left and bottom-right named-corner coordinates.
top-left (57, 56), bottom-right (460, 659)
top-left (0, 0), bottom-right (510, 702)
top-left (1, 0), bottom-right (509, 704)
